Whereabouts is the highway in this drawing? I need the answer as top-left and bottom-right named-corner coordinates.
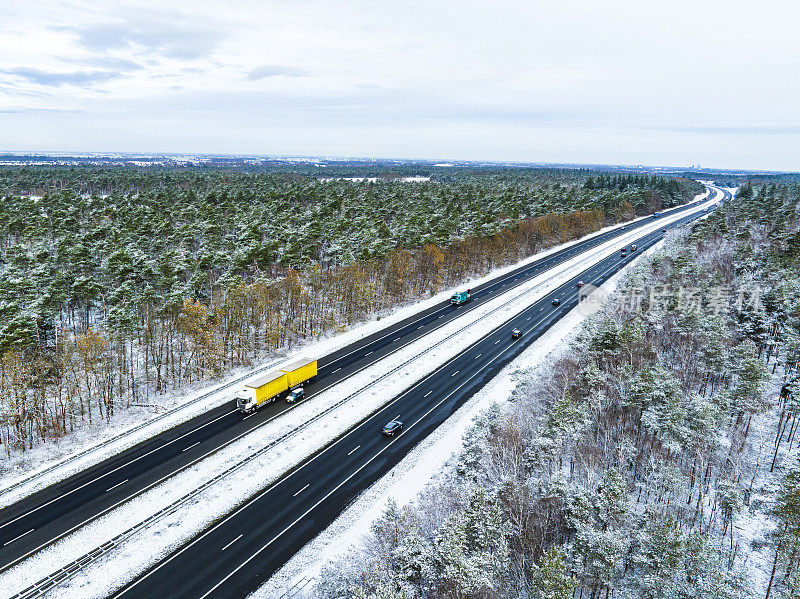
top-left (0, 185), bottom-right (726, 581)
top-left (108, 188), bottom-right (729, 598)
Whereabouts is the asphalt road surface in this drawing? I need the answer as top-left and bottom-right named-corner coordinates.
top-left (0, 187), bottom-right (726, 575)
top-left (108, 189), bottom-right (728, 598)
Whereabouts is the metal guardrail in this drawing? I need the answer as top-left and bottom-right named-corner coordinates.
top-left (1, 192), bottom-right (700, 501)
top-left (276, 577), bottom-right (314, 599)
top-left (0, 359), bottom-right (283, 499)
top-left (7, 223), bottom-right (617, 599)
top-left (7, 199), bottom-right (716, 598)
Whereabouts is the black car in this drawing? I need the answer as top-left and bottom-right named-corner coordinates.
top-left (382, 420), bottom-right (403, 437)
top-left (662, 228), bottom-right (667, 233)
top-left (630, 244), bottom-right (637, 251)
top-left (511, 328), bottom-right (521, 339)
top-left (286, 388), bottom-right (305, 403)
top-left (552, 298), bottom-right (560, 306)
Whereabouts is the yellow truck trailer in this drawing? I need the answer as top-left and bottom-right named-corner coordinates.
top-left (236, 357), bottom-right (318, 414)
top-left (236, 370), bottom-right (288, 414)
top-left (279, 357), bottom-right (318, 388)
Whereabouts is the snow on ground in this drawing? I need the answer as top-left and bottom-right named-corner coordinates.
top-left (0, 246), bottom-right (589, 597)
top-left (0, 190), bottom-right (707, 506)
top-left (0, 193), bottom-right (715, 599)
top-left (255, 222), bottom-right (665, 598)
top-left (718, 361), bottom-right (792, 597)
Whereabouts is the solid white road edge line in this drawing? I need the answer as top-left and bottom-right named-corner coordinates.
top-left (0, 408), bottom-right (236, 533)
top-left (117, 303), bottom-right (557, 598)
top-left (110, 190), bottom-right (720, 597)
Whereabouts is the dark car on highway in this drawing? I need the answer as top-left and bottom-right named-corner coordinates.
top-left (511, 328), bottom-right (521, 339)
top-left (382, 420), bottom-right (403, 437)
top-left (286, 388), bottom-right (305, 403)
top-left (552, 298), bottom-right (560, 306)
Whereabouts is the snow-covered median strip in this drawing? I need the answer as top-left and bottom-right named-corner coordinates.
top-left (0, 187), bottom-right (710, 506)
top-left (255, 228), bottom-right (670, 598)
top-left (1, 191), bottom-right (717, 599)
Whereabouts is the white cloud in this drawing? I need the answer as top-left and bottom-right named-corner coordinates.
top-left (247, 65), bottom-right (309, 80)
top-left (4, 67), bottom-right (125, 87)
top-left (0, 0), bottom-right (798, 170)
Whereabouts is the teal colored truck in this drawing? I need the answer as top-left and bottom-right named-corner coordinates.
top-left (450, 289), bottom-right (471, 306)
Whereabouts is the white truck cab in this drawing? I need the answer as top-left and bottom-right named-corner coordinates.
top-left (236, 388), bottom-right (257, 413)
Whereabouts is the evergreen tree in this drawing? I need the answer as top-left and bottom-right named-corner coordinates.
top-left (529, 548), bottom-right (576, 599)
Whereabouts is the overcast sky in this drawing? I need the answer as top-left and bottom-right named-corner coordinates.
top-left (1, 0), bottom-right (798, 170)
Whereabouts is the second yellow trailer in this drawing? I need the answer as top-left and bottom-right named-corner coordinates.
top-left (279, 358), bottom-right (317, 388)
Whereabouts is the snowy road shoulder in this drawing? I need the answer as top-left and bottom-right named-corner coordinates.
top-left (254, 238), bottom-right (668, 598)
top-left (0, 191), bottom-right (715, 599)
top-left (0, 188), bottom-right (709, 506)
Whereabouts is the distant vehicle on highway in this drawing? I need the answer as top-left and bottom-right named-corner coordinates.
top-left (653, 211), bottom-right (662, 217)
top-left (450, 289), bottom-right (471, 306)
top-left (511, 328), bottom-right (521, 339)
top-left (662, 228), bottom-right (667, 233)
top-left (621, 248), bottom-right (627, 253)
top-left (286, 388), bottom-right (305, 403)
top-left (552, 298), bottom-right (560, 306)
top-left (630, 244), bottom-right (637, 251)
top-left (382, 420), bottom-right (403, 437)
top-left (577, 281), bottom-right (584, 287)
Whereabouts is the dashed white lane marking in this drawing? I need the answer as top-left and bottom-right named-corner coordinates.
top-left (221, 534), bottom-right (242, 551)
top-left (293, 484), bottom-right (310, 497)
top-left (347, 445), bottom-right (361, 456)
top-left (124, 198), bottom-right (717, 599)
top-left (105, 479), bottom-right (129, 493)
top-left (3, 529), bottom-right (34, 546)
top-left (182, 442), bottom-right (200, 452)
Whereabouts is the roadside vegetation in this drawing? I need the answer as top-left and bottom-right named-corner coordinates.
top-left (0, 166), bottom-right (699, 457)
top-left (316, 182), bottom-right (800, 599)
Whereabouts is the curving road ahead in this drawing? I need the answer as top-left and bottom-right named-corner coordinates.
top-left (0, 188), bottom-right (722, 575)
top-left (106, 188), bottom-right (728, 598)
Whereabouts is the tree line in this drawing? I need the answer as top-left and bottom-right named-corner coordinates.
top-left (0, 167), bottom-right (701, 456)
top-left (316, 182), bottom-right (800, 599)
